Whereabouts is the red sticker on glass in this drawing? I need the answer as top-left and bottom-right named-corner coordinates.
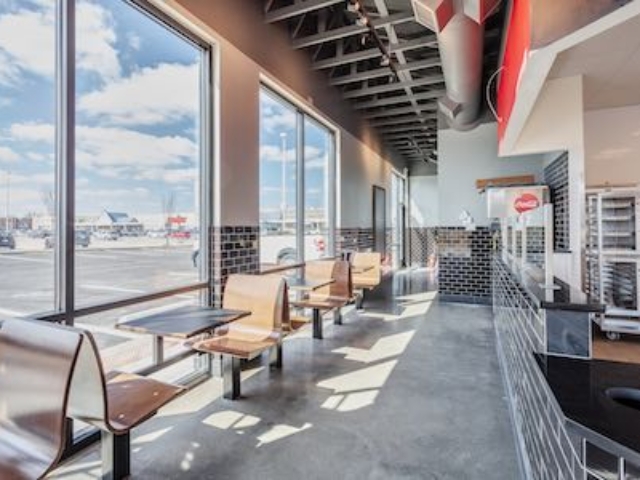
top-left (514, 193), bottom-right (540, 213)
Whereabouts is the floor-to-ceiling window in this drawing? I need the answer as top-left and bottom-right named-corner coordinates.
top-left (391, 171), bottom-right (406, 268)
top-left (0, 0), bottom-right (57, 317)
top-left (0, 0), bottom-right (211, 379)
top-left (259, 86), bottom-right (335, 265)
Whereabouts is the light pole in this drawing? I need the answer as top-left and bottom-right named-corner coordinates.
top-left (5, 170), bottom-right (10, 232)
top-left (280, 132), bottom-right (287, 233)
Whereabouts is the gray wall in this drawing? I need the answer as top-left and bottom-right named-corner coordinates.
top-left (438, 122), bottom-right (545, 227)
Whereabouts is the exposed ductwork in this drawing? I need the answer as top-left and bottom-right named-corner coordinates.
top-left (411, 0), bottom-right (501, 130)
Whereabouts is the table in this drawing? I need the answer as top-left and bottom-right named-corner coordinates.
top-left (116, 305), bottom-right (250, 365)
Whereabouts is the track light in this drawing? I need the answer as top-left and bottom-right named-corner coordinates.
top-left (346, 1), bottom-right (360, 13)
top-left (380, 54), bottom-right (390, 67)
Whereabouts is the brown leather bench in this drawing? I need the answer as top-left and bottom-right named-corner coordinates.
top-left (352, 252), bottom-right (382, 309)
top-left (68, 329), bottom-right (185, 479)
top-left (290, 260), bottom-right (353, 339)
top-left (0, 319), bottom-right (83, 480)
top-left (191, 274), bottom-right (287, 400)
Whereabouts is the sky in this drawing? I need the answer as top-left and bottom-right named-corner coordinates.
top-left (0, 0), bottom-right (200, 220)
top-left (0, 0), bottom-right (331, 226)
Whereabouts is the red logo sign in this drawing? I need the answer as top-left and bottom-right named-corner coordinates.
top-left (514, 193), bottom-right (540, 213)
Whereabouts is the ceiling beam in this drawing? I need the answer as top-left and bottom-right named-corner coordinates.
top-left (313, 35), bottom-right (437, 70)
top-left (363, 104), bottom-right (437, 119)
top-left (342, 75), bottom-right (443, 99)
top-left (265, 0), bottom-right (344, 23)
top-left (377, 124), bottom-right (436, 134)
top-left (329, 57), bottom-right (441, 86)
top-left (370, 113), bottom-right (437, 127)
top-left (352, 90), bottom-right (445, 109)
top-left (292, 11), bottom-right (414, 49)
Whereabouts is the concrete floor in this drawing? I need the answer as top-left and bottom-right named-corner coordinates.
top-left (51, 269), bottom-right (521, 480)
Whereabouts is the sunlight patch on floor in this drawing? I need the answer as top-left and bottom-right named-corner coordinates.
top-left (318, 360), bottom-right (397, 393)
top-left (256, 422), bottom-right (312, 447)
top-left (202, 410), bottom-right (261, 431)
top-left (332, 331), bottom-right (415, 364)
top-left (363, 299), bottom-right (433, 322)
top-left (321, 390), bottom-right (379, 412)
top-left (132, 426), bottom-right (173, 445)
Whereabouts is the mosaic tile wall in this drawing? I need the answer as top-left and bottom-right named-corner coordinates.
top-left (408, 227), bottom-right (438, 266)
top-left (493, 258), bottom-right (585, 479)
top-left (336, 227), bottom-right (374, 254)
top-left (438, 227), bottom-right (493, 304)
top-left (210, 226), bottom-right (259, 307)
top-left (544, 152), bottom-right (570, 252)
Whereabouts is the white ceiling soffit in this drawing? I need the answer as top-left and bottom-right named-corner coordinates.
top-left (264, 0), bottom-right (503, 164)
top-left (499, 0), bottom-right (640, 156)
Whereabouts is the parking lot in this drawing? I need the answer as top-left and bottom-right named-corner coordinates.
top-left (0, 242), bottom-right (198, 317)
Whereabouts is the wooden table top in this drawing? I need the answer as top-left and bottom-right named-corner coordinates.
top-left (286, 277), bottom-right (334, 292)
top-left (116, 305), bottom-right (250, 339)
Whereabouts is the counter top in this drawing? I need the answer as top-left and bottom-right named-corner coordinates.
top-left (537, 354), bottom-right (640, 462)
top-left (499, 256), bottom-right (604, 313)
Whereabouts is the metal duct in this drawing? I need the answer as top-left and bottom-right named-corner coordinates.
top-left (411, 0), bottom-right (500, 130)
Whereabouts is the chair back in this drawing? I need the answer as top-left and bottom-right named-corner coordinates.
top-left (0, 319), bottom-right (82, 480)
top-left (67, 330), bottom-right (110, 432)
top-left (307, 259), bottom-right (352, 300)
top-left (352, 252), bottom-right (382, 284)
top-left (222, 274), bottom-right (286, 340)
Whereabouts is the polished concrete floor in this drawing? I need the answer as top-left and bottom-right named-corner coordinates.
top-left (51, 269), bottom-right (521, 479)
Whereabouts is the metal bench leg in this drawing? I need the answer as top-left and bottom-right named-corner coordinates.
top-left (356, 291), bottom-right (365, 310)
top-left (223, 356), bottom-right (241, 400)
top-left (313, 308), bottom-right (323, 339)
top-left (269, 342), bottom-right (283, 369)
top-left (333, 308), bottom-right (342, 325)
top-left (101, 431), bottom-right (130, 480)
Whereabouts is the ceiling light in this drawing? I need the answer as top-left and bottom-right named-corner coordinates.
top-left (380, 55), bottom-right (390, 67)
top-left (346, 1), bottom-right (360, 13)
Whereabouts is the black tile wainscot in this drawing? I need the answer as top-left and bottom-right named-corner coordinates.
top-left (493, 257), bottom-right (640, 479)
top-left (438, 227), bottom-right (493, 305)
top-left (336, 227), bottom-right (374, 255)
top-left (210, 226), bottom-right (259, 307)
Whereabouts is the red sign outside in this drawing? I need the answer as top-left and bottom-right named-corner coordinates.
top-left (168, 216), bottom-right (187, 225)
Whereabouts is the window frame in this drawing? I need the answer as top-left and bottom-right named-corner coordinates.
top-left (258, 83), bottom-right (337, 262)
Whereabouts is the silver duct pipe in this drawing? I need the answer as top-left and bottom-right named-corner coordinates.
top-left (411, 0), bottom-right (500, 130)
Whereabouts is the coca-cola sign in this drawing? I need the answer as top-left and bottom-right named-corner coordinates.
top-left (514, 193), bottom-right (540, 213)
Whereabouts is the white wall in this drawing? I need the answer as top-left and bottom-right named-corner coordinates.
top-left (438, 122), bottom-right (544, 227)
top-left (507, 75), bottom-right (585, 287)
top-left (409, 176), bottom-right (439, 227)
top-left (585, 104), bottom-right (640, 187)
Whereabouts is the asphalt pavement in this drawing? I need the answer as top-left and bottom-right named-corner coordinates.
top-left (0, 245), bottom-right (198, 317)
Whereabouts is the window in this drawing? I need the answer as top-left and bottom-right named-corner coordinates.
top-left (74, 0), bottom-right (202, 307)
top-left (0, 0), bottom-right (57, 316)
top-left (259, 86), bottom-right (335, 265)
top-left (259, 88), bottom-right (298, 264)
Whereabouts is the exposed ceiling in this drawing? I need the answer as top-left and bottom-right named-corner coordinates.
top-left (549, 11), bottom-right (640, 111)
top-left (263, 0), bottom-right (504, 165)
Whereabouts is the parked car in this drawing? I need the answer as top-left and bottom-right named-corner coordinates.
top-left (168, 230), bottom-right (191, 239)
top-left (0, 231), bottom-right (16, 250)
top-left (45, 230), bottom-right (91, 249)
top-left (93, 230), bottom-right (119, 241)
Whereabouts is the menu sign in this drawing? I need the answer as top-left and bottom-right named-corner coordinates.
top-left (487, 186), bottom-right (547, 218)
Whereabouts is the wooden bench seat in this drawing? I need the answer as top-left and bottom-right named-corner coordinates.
top-left (191, 274), bottom-right (287, 400)
top-left (68, 329), bottom-right (185, 480)
top-left (0, 319), bottom-right (83, 480)
top-left (290, 260), bottom-right (352, 339)
top-left (351, 252), bottom-right (382, 309)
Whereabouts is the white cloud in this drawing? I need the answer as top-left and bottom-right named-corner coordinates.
top-left (9, 121), bottom-right (197, 182)
top-left (78, 62), bottom-right (199, 126)
top-left (259, 144), bottom-right (295, 163)
top-left (75, 1), bottom-right (121, 80)
top-left (0, 1), bottom-right (120, 86)
top-left (0, 146), bottom-right (19, 162)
